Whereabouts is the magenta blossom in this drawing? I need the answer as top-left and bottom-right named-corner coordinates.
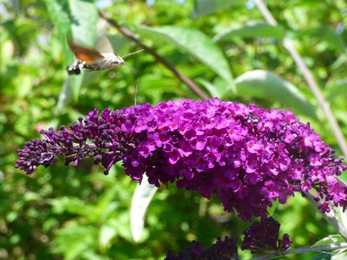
top-left (16, 98), bottom-right (347, 220)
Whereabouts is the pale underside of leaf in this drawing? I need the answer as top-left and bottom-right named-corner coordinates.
top-left (130, 175), bottom-right (158, 242)
top-left (235, 70), bottom-right (317, 120)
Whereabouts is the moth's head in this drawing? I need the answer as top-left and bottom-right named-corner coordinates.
top-left (101, 53), bottom-right (124, 66)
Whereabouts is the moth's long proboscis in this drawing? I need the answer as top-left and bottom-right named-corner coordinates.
top-left (122, 49), bottom-right (144, 58)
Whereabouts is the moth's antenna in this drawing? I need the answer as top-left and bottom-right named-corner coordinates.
top-left (135, 76), bottom-right (139, 106)
top-left (122, 49), bottom-right (144, 58)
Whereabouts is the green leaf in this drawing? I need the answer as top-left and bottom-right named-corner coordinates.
top-left (67, 0), bottom-right (98, 101)
top-left (326, 78), bottom-right (347, 101)
top-left (44, 0), bottom-right (98, 106)
top-left (44, 0), bottom-right (71, 36)
top-left (139, 25), bottom-right (234, 88)
top-left (295, 25), bottom-right (347, 54)
top-left (99, 224), bottom-right (117, 249)
top-left (314, 235), bottom-right (346, 246)
top-left (96, 189), bottom-right (120, 222)
top-left (139, 75), bottom-right (181, 92)
top-left (195, 78), bottom-right (227, 97)
top-left (0, 39), bottom-right (14, 66)
top-left (56, 79), bottom-right (74, 114)
top-left (108, 214), bottom-right (133, 242)
top-left (311, 253), bottom-right (331, 260)
top-left (192, 0), bottom-right (242, 18)
top-left (14, 74), bottom-right (33, 98)
top-left (213, 20), bottom-right (285, 42)
top-left (43, 0), bottom-right (75, 69)
top-left (53, 222), bottom-right (96, 260)
top-left (305, 234), bottom-right (347, 259)
top-left (130, 176), bottom-right (158, 242)
top-left (49, 197), bottom-right (97, 222)
top-left (235, 70), bottom-right (318, 120)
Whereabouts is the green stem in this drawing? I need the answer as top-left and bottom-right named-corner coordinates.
top-left (252, 242), bottom-right (347, 260)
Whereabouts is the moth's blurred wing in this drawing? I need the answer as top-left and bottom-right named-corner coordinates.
top-left (94, 35), bottom-right (114, 53)
top-left (68, 41), bottom-right (103, 64)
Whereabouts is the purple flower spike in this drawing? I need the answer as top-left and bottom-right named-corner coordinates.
top-left (241, 217), bottom-right (292, 254)
top-left (15, 98), bottom-right (347, 220)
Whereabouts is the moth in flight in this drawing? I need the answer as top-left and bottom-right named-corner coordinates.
top-left (67, 36), bottom-right (142, 75)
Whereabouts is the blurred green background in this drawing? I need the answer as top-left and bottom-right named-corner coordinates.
top-left (1, 0), bottom-right (347, 259)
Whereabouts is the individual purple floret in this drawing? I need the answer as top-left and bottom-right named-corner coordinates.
top-left (241, 217), bottom-right (292, 254)
top-left (15, 98), bottom-right (347, 220)
top-left (165, 236), bottom-right (239, 260)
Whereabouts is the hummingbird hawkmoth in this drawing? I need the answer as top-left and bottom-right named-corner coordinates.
top-left (66, 36), bottom-right (142, 75)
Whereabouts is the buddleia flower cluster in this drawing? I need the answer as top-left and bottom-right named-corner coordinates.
top-left (16, 98), bottom-right (347, 221)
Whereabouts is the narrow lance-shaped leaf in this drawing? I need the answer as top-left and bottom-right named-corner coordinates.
top-left (196, 78), bottom-right (227, 98)
top-left (139, 25), bottom-right (234, 89)
top-left (235, 70), bottom-right (318, 120)
top-left (213, 20), bottom-right (285, 42)
top-left (191, 0), bottom-right (242, 18)
top-left (130, 175), bottom-right (158, 242)
top-left (295, 25), bottom-right (347, 54)
top-left (66, 0), bottom-right (98, 100)
top-left (326, 79), bottom-right (347, 102)
top-left (44, 0), bottom-right (98, 107)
